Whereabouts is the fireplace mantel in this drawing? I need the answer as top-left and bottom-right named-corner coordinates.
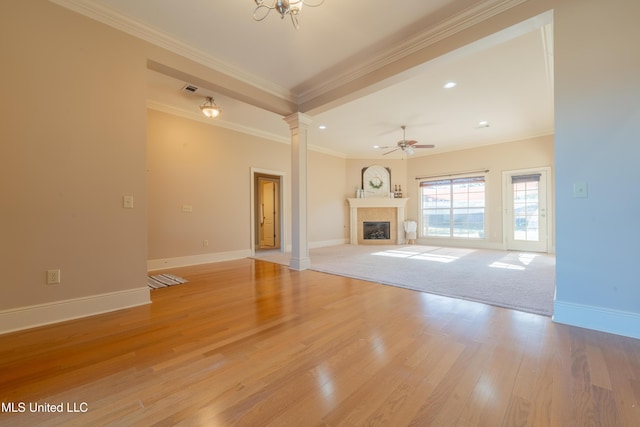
top-left (347, 198), bottom-right (408, 245)
top-left (347, 198), bottom-right (409, 209)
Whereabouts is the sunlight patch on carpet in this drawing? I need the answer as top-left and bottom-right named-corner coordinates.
top-left (413, 253), bottom-right (458, 263)
top-left (490, 262), bottom-right (526, 270)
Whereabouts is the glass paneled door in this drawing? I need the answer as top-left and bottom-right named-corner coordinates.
top-left (505, 169), bottom-right (549, 252)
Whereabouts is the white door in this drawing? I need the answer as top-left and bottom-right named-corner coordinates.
top-left (504, 169), bottom-right (549, 252)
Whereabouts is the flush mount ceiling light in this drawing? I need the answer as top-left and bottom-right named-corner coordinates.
top-left (200, 96), bottom-right (221, 118)
top-left (253, 0), bottom-right (325, 29)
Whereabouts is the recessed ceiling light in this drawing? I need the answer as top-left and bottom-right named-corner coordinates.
top-left (318, 125), bottom-right (327, 130)
top-left (478, 121), bottom-right (490, 128)
top-left (443, 81), bottom-right (457, 89)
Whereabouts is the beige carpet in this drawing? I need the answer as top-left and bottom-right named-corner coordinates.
top-left (253, 244), bottom-right (556, 316)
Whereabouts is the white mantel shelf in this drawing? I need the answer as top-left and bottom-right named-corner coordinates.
top-left (347, 198), bottom-right (409, 245)
top-left (347, 198), bottom-right (409, 208)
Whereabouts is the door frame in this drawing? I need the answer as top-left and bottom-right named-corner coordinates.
top-left (258, 176), bottom-right (277, 248)
top-left (502, 166), bottom-right (553, 253)
top-left (250, 168), bottom-right (286, 255)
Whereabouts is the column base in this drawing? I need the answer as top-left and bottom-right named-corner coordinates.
top-left (289, 257), bottom-right (311, 271)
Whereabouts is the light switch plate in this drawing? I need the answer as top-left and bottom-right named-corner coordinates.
top-left (573, 182), bottom-right (588, 198)
top-left (123, 195), bottom-right (134, 208)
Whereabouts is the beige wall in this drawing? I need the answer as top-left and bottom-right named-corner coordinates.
top-left (147, 110), bottom-right (348, 264)
top-left (147, 110), bottom-right (290, 260)
top-left (147, 114), bottom-right (553, 261)
top-left (0, 1), bottom-right (149, 313)
top-left (308, 151), bottom-right (348, 246)
top-left (406, 135), bottom-right (554, 249)
top-left (346, 159), bottom-right (409, 199)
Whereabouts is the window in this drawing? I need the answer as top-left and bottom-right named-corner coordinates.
top-left (420, 176), bottom-right (486, 239)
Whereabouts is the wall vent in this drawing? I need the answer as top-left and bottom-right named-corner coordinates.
top-left (182, 84), bottom-right (199, 93)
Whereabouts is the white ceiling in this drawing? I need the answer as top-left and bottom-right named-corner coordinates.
top-left (54, 0), bottom-right (554, 159)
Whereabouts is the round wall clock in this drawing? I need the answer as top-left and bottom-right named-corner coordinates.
top-left (362, 165), bottom-right (391, 197)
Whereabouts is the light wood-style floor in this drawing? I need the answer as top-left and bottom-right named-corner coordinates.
top-left (1, 259), bottom-right (639, 426)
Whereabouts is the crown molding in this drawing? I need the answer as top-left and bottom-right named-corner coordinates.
top-left (49, 0), bottom-right (296, 104)
top-left (295, 0), bottom-right (529, 104)
top-left (146, 101), bottom-right (347, 158)
top-left (147, 101), bottom-right (290, 144)
top-left (50, 0), bottom-right (532, 118)
top-left (541, 22), bottom-right (554, 96)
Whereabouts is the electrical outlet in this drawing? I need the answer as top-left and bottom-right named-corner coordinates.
top-left (203, 240), bottom-right (209, 247)
top-left (47, 269), bottom-right (61, 285)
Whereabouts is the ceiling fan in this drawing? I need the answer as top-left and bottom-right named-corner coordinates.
top-left (378, 125), bottom-right (435, 156)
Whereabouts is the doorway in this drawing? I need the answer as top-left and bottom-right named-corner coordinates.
top-left (254, 172), bottom-right (282, 251)
top-left (503, 168), bottom-right (551, 252)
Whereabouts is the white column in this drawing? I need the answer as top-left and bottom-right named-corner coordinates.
top-left (284, 112), bottom-right (313, 270)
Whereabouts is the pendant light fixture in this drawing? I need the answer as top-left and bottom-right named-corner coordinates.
top-left (200, 96), bottom-right (221, 118)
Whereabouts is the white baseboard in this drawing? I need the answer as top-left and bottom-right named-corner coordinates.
top-left (0, 287), bottom-right (150, 335)
top-left (553, 300), bottom-right (640, 340)
top-left (148, 249), bottom-right (252, 271)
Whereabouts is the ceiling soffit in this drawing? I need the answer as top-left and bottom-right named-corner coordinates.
top-left (50, 0), bottom-right (536, 115)
top-left (295, 0), bottom-right (530, 104)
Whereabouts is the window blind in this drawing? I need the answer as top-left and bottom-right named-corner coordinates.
top-left (511, 173), bottom-right (541, 184)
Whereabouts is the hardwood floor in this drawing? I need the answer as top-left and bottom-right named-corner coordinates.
top-left (1, 258), bottom-right (639, 426)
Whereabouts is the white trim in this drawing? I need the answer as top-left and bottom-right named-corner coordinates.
top-left (250, 168), bottom-right (287, 257)
top-left (146, 102), bottom-right (346, 159)
top-left (147, 101), bottom-right (290, 144)
top-left (0, 288), bottom-right (150, 335)
top-left (347, 198), bottom-right (409, 245)
top-left (553, 301), bottom-right (640, 340)
top-left (50, 0), bottom-right (534, 106)
top-left (147, 250), bottom-right (252, 271)
top-left (49, 0), bottom-right (295, 102)
top-left (502, 166), bottom-right (553, 253)
top-left (297, 0), bottom-right (533, 103)
top-left (417, 172), bottom-right (489, 242)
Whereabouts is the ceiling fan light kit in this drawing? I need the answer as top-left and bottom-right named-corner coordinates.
top-left (253, 0), bottom-right (325, 29)
top-left (379, 125), bottom-right (435, 156)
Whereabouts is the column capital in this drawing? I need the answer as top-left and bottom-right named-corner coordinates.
top-left (283, 112), bottom-right (313, 130)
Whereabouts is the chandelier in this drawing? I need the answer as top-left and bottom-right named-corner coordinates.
top-left (253, 0), bottom-right (325, 29)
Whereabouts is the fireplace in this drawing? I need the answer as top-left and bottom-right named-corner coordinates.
top-left (347, 197), bottom-right (409, 245)
top-left (363, 221), bottom-right (390, 240)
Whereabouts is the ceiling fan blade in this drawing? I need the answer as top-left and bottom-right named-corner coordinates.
top-left (412, 144), bottom-right (435, 148)
top-left (405, 140), bottom-right (419, 146)
top-left (383, 148), bottom-right (399, 155)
